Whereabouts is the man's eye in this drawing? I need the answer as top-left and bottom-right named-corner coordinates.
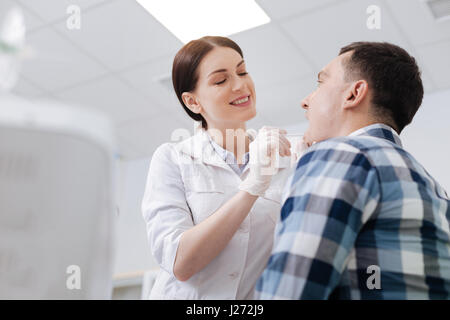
top-left (239, 72), bottom-right (248, 76)
top-left (215, 79), bottom-right (226, 85)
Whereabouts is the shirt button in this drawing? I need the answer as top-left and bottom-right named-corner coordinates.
top-left (238, 225), bottom-right (248, 233)
top-left (229, 272), bottom-right (238, 279)
top-left (239, 221), bottom-right (249, 233)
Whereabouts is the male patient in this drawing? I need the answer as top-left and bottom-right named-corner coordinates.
top-left (256, 42), bottom-right (450, 299)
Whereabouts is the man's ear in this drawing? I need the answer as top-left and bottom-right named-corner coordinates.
top-left (182, 92), bottom-right (202, 114)
top-left (343, 80), bottom-right (368, 109)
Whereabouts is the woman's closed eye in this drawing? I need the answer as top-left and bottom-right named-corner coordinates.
top-left (215, 78), bottom-right (226, 85)
top-left (214, 72), bottom-right (249, 85)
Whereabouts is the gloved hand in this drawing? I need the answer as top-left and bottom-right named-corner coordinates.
top-left (290, 136), bottom-right (310, 162)
top-left (239, 126), bottom-right (291, 197)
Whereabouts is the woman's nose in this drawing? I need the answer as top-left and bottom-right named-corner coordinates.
top-left (232, 75), bottom-right (246, 92)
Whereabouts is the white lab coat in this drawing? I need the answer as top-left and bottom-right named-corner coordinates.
top-left (141, 129), bottom-right (293, 299)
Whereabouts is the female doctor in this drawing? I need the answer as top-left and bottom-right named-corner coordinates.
top-left (141, 36), bottom-right (302, 299)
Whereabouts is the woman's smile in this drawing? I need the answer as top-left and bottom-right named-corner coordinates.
top-left (229, 95), bottom-right (251, 107)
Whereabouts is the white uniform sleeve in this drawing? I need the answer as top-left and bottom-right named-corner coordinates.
top-left (141, 143), bottom-right (194, 276)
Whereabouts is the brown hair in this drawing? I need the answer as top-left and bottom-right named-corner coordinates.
top-left (172, 36), bottom-right (244, 130)
top-left (339, 42), bottom-right (424, 134)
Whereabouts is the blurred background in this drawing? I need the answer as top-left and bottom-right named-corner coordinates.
top-left (0, 0), bottom-right (449, 299)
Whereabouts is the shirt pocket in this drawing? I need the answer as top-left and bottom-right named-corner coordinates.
top-left (184, 165), bottom-right (227, 225)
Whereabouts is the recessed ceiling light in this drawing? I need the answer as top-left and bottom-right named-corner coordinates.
top-left (136, 0), bottom-right (271, 43)
top-left (422, 0), bottom-right (450, 22)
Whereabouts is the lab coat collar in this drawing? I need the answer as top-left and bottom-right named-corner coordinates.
top-left (176, 128), bottom-right (255, 174)
top-left (176, 129), bottom-right (231, 170)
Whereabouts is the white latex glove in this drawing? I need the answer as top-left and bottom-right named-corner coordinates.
top-left (289, 136), bottom-right (311, 165)
top-left (239, 127), bottom-right (291, 197)
top-left (289, 136), bottom-right (319, 169)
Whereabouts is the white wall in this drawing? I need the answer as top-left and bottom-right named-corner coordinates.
top-left (113, 157), bottom-right (155, 274)
top-left (113, 88), bottom-right (450, 276)
top-left (401, 88), bottom-right (450, 192)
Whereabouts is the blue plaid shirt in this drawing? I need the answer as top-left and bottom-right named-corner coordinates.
top-left (256, 123), bottom-right (450, 299)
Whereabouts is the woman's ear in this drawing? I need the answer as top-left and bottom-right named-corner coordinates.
top-left (344, 80), bottom-right (368, 109)
top-left (182, 92), bottom-right (202, 114)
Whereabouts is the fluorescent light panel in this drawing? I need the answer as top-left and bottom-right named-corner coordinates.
top-left (136, 0), bottom-right (271, 43)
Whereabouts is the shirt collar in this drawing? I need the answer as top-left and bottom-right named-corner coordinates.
top-left (175, 129), bottom-right (229, 169)
top-left (206, 133), bottom-right (250, 166)
top-left (176, 128), bottom-right (251, 172)
top-left (348, 123), bottom-right (403, 147)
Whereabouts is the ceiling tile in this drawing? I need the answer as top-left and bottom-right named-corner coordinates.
top-left (52, 0), bottom-right (182, 71)
top-left (281, 0), bottom-right (413, 70)
top-left (11, 76), bottom-right (46, 97)
top-left (20, 27), bottom-right (108, 92)
top-left (256, 0), bottom-right (340, 20)
top-left (230, 23), bottom-right (314, 90)
top-left (384, 0), bottom-right (450, 47)
top-left (419, 68), bottom-right (436, 94)
top-left (416, 40), bottom-right (450, 90)
top-left (16, 0), bottom-right (110, 24)
top-left (118, 56), bottom-right (182, 116)
top-left (54, 76), bottom-right (162, 125)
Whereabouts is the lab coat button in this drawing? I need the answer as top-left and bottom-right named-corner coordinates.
top-left (229, 272), bottom-right (238, 279)
top-left (239, 223), bottom-right (249, 233)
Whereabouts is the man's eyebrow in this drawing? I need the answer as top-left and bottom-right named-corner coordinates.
top-left (208, 60), bottom-right (245, 77)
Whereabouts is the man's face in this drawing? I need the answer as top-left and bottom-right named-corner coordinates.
top-left (301, 52), bottom-right (353, 144)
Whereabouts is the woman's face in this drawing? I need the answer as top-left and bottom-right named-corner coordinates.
top-left (183, 46), bottom-right (256, 129)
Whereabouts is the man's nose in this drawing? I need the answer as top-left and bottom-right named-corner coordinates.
top-left (301, 96), bottom-right (309, 110)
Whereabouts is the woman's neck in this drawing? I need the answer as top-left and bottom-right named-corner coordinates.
top-left (206, 123), bottom-right (250, 164)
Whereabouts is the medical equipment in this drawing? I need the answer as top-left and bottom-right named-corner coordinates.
top-left (0, 93), bottom-right (117, 299)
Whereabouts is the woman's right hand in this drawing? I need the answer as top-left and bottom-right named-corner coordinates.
top-left (239, 126), bottom-right (291, 197)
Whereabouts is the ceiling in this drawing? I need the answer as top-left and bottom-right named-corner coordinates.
top-left (2, 0), bottom-right (450, 160)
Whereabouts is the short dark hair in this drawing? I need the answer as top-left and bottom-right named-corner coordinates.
top-left (172, 36), bottom-right (244, 130)
top-left (339, 42), bottom-right (424, 134)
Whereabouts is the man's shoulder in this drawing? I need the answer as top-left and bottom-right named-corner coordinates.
top-left (302, 135), bottom-right (396, 159)
top-left (318, 134), bottom-right (394, 151)
top-left (300, 136), bottom-right (367, 161)
top-left (296, 135), bottom-right (397, 173)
